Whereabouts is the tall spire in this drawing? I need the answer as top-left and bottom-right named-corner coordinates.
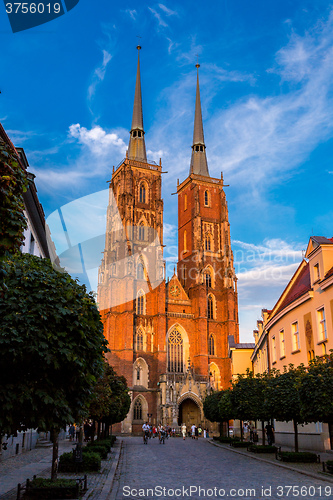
top-left (190, 64), bottom-right (209, 177)
top-left (128, 45), bottom-right (147, 162)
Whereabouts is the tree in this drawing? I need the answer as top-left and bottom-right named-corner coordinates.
top-left (203, 391), bottom-right (225, 436)
top-left (265, 365), bottom-right (306, 452)
top-left (231, 371), bottom-right (272, 444)
top-left (0, 253), bottom-right (109, 479)
top-left (300, 353), bottom-right (333, 424)
top-left (0, 136), bottom-right (27, 283)
top-left (89, 362), bottom-right (131, 438)
top-left (218, 389), bottom-right (234, 436)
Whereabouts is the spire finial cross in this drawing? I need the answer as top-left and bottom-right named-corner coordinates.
top-left (195, 54), bottom-right (200, 69)
top-left (136, 35), bottom-right (142, 50)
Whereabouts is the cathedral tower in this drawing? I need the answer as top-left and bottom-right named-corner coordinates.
top-left (177, 64), bottom-right (239, 389)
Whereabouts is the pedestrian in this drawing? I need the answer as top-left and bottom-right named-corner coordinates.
top-left (265, 423), bottom-right (275, 446)
top-left (191, 423), bottom-right (196, 439)
top-left (203, 429), bottom-right (207, 439)
top-left (181, 423), bottom-right (187, 440)
top-left (69, 424), bottom-right (75, 442)
top-left (198, 426), bottom-right (202, 437)
top-left (195, 425), bottom-right (199, 440)
top-left (243, 422), bottom-right (249, 440)
top-left (75, 424), bottom-right (80, 442)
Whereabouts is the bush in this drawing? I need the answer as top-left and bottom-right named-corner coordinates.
top-left (28, 478), bottom-right (79, 499)
top-left (58, 451), bottom-right (101, 472)
top-left (87, 440), bottom-right (111, 452)
top-left (231, 441), bottom-right (249, 448)
top-left (83, 445), bottom-right (107, 459)
top-left (278, 451), bottom-right (318, 463)
top-left (248, 445), bottom-right (277, 453)
top-left (213, 436), bottom-right (240, 444)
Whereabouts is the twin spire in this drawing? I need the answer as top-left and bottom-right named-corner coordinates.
top-left (128, 45), bottom-right (147, 162)
top-left (127, 48), bottom-right (209, 177)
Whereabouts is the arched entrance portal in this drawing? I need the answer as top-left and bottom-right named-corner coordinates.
top-left (178, 398), bottom-right (201, 428)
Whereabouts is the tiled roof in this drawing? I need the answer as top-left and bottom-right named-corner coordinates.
top-left (274, 262), bottom-right (311, 316)
top-left (236, 343), bottom-right (255, 349)
top-left (312, 236), bottom-right (333, 245)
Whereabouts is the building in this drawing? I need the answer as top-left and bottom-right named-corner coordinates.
top-left (97, 48), bottom-right (239, 433)
top-left (228, 335), bottom-right (254, 381)
top-left (252, 236), bottom-right (333, 451)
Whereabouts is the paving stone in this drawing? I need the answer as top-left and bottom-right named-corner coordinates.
top-left (109, 437), bottom-right (333, 500)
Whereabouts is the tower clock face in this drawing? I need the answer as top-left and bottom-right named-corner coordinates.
top-left (170, 284), bottom-right (180, 297)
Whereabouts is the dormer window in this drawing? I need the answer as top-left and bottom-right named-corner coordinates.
top-left (133, 130), bottom-right (137, 137)
top-left (138, 131), bottom-right (142, 137)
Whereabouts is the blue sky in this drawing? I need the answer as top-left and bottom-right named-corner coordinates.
top-left (1, 1), bottom-right (333, 341)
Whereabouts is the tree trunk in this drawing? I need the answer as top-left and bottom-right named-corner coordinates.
top-left (240, 420), bottom-right (244, 441)
top-left (51, 429), bottom-right (59, 481)
top-left (97, 421), bottom-right (101, 440)
top-left (293, 419), bottom-right (299, 453)
top-left (227, 421), bottom-right (230, 437)
top-left (261, 421), bottom-right (265, 446)
top-left (91, 420), bottom-right (95, 442)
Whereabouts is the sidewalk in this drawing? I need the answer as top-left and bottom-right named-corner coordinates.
top-left (0, 438), bottom-right (122, 500)
top-left (208, 438), bottom-right (333, 483)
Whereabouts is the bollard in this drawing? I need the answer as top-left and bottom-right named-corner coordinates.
top-left (16, 483), bottom-right (21, 500)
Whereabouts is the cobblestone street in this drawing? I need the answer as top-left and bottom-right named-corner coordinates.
top-left (109, 437), bottom-right (333, 500)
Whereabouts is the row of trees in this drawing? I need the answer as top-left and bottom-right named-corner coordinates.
top-left (204, 356), bottom-right (333, 452)
top-left (0, 137), bottom-right (130, 479)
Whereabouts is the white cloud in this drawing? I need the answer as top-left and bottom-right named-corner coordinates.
top-left (148, 7), bottom-right (168, 28)
top-left (69, 124), bottom-right (126, 156)
top-left (158, 4), bottom-right (177, 16)
top-left (88, 50), bottom-right (112, 101)
top-left (125, 9), bottom-right (137, 20)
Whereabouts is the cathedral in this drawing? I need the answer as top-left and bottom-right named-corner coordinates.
top-left (97, 47), bottom-right (239, 434)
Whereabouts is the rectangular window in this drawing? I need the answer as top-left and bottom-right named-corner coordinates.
top-left (317, 307), bottom-right (327, 341)
top-left (314, 263), bottom-right (320, 281)
top-left (272, 336), bottom-right (276, 363)
top-left (291, 321), bottom-right (300, 351)
top-left (279, 330), bottom-right (285, 357)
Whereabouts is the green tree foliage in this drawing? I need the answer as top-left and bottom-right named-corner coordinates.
top-left (0, 253), bottom-right (109, 477)
top-left (300, 353), bottom-right (333, 423)
top-left (0, 138), bottom-right (27, 262)
top-left (203, 391), bottom-right (224, 423)
top-left (265, 365), bottom-right (306, 452)
top-left (89, 362), bottom-right (131, 435)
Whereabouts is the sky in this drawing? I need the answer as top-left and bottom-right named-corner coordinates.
top-left (1, 0), bottom-right (333, 341)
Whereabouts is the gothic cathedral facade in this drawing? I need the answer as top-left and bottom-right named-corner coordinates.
top-left (97, 47), bottom-right (239, 433)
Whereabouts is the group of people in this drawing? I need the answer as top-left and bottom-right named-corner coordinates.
top-left (142, 422), bottom-right (173, 442)
top-left (181, 423), bottom-right (209, 439)
top-left (242, 421), bottom-right (274, 445)
top-left (68, 421), bottom-right (94, 442)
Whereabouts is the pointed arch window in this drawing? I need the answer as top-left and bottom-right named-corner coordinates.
top-left (205, 271), bottom-right (212, 288)
top-left (205, 234), bottom-right (212, 251)
top-left (136, 367), bottom-right (141, 381)
top-left (139, 183), bottom-right (146, 203)
top-left (208, 335), bottom-right (215, 355)
top-left (133, 399), bottom-right (142, 420)
top-left (204, 190), bottom-right (209, 207)
top-left (138, 222), bottom-right (145, 241)
top-left (136, 330), bottom-right (144, 350)
top-left (168, 329), bottom-right (184, 373)
top-left (136, 291), bottom-right (145, 315)
top-left (184, 193), bottom-right (187, 211)
top-left (137, 261), bottom-right (144, 280)
top-left (207, 294), bottom-right (214, 320)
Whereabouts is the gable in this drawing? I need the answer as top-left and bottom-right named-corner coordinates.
top-left (167, 274), bottom-right (190, 302)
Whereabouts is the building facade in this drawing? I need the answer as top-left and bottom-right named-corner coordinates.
top-left (251, 236), bottom-right (333, 451)
top-left (98, 49), bottom-right (239, 433)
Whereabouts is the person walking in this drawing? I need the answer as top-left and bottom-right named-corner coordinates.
top-left (265, 423), bottom-right (275, 446)
top-left (181, 423), bottom-right (187, 440)
top-left (191, 423), bottom-right (196, 439)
